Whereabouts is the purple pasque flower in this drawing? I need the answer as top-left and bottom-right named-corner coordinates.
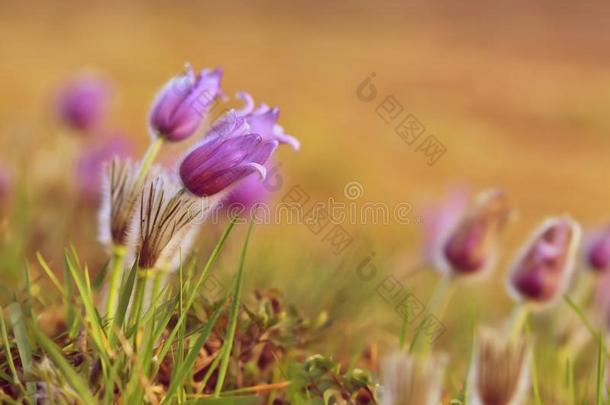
top-left (179, 134), bottom-right (278, 197)
top-left (235, 92), bottom-right (299, 150)
top-left (56, 74), bottom-right (111, 132)
top-left (223, 159), bottom-right (276, 214)
top-left (150, 64), bottom-right (223, 142)
top-left (509, 216), bottom-right (581, 306)
top-left (435, 189), bottom-right (510, 276)
top-left (585, 225), bottom-right (610, 273)
top-left (210, 92), bottom-right (299, 150)
top-left (420, 186), bottom-right (469, 264)
top-left (76, 134), bottom-right (134, 200)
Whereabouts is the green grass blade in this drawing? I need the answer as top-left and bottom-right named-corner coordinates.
top-left (109, 259), bottom-right (138, 347)
top-left (156, 219), bottom-right (237, 368)
top-left (0, 308), bottom-right (23, 394)
top-left (564, 295), bottom-right (609, 356)
top-left (93, 258), bottom-right (111, 291)
top-left (7, 302), bottom-right (35, 399)
top-left (163, 301), bottom-right (227, 403)
top-left (595, 329), bottom-right (604, 405)
top-left (64, 250), bottom-right (109, 365)
top-left (525, 320), bottom-right (541, 405)
top-left (214, 222), bottom-right (254, 397)
top-left (30, 321), bottom-right (96, 403)
top-left (36, 252), bottom-right (65, 296)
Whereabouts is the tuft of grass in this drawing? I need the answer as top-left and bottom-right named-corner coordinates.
top-left (214, 221), bottom-right (255, 397)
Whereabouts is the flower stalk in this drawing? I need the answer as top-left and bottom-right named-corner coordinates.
top-left (104, 245), bottom-right (127, 327)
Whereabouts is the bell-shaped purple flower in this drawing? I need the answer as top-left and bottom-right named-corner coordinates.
top-left (509, 216), bottom-right (581, 306)
top-left (585, 225), bottom-right (610, 273)
top-left (179, 134), bottom-right (278, 197)
top-left (76, 134), bottom-right (134, 200)
top-left (201, 92), bottom-right (299, 152)
top-left (56, 74), bottom-right (111, 132)
top-left (436, 190), bottom-right (510, 276)
top-left (150, 64), bottom-right (223, 142)
top-left (223, 160), bottom-right (276, 215)
top-left (218, 92), bottom-right (299, 150)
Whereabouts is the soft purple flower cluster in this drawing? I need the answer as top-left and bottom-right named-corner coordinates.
top-left (65, 63), bottom-right (297, 209)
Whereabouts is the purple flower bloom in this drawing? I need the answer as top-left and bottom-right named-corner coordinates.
top-left (223, 160), bottom-right (275, 214)
top-left (150, 64), bottom-right (223, 142)
top-left (509, 216), bottom-right (581, 306)
top-left (585, 225), bottom-right (610, 273)
top-left (204, 92), bottom-right (299, 150)
top-left (435, 190), bottom-right (510, 276)
top-left (76, 134), bottom-right (134, 200)
top-left (56, 75), bottom-right (111, 132)
top-left (179, 134), bottom-right (277, 197)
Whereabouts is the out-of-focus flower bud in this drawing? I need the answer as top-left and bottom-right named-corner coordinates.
top-left (436, 189), bottom-right (510, 276)
top-left (585, 225), bottom-right (610, 273)
top-left (56, 74), bottom-right (111, 133)
top-left (508, 216), bottom-right (581, 306)
top-left (470, 327), bottom-right (530, 405)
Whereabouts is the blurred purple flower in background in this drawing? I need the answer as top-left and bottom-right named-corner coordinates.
top-left (509, 216), bottom-right (581, 305)
top-left (76, 134), bottom-right (134, 200)
top-left (180, 134), bottom-right (277, 197)
top-left (0, 164), bottom-right (11, 204)
top-left (435, 189), bottom-right (510, 276)
top-left (420, 186), bottom-right (469, 264)
top-left (150, 64), bottom-right (223, 142)
top-left (584, 225), bottom-right (610, 273)
top-left (56, 74), bottom-right (111, 133)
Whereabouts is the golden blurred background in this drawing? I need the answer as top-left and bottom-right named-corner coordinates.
top-left (1, 0), bottom-right (610, 356)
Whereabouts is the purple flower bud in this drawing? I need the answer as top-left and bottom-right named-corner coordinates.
top-left (179, 134), bottom-right (278, 197)
top-left (76, 134), bottom-right (134, 200)
top-left (56, 75), bottom-right (111, 132)
top-left (585, 226), bottom-right (610, 273)
top-left (150, 64), bottom-right (222, 142)
top-left (509, 216), bottom-right (581, 305)
top-left (436, 190), bottom-right (510, 276)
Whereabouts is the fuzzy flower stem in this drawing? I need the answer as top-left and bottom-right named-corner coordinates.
top-left (104, 245), bottom-right (127, 324)
top-left (507, 302), bottom-right (529, 342)
top-left (409, 273), bottom-right (454, 353)
top-left (134, 137), bottom-right (163, 187)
